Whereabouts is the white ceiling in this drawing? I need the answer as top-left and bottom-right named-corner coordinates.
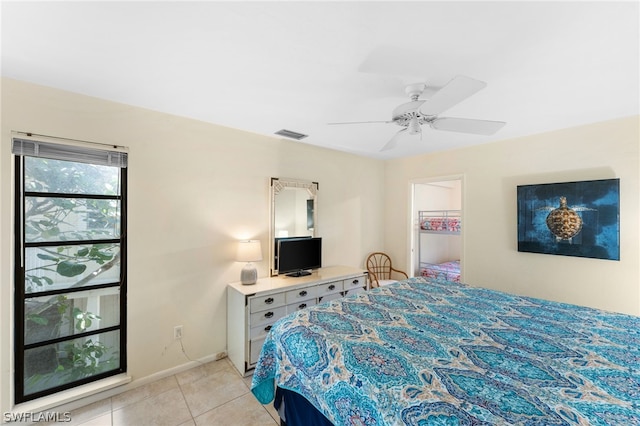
top-left (2, 1), bottom-right (638, 159)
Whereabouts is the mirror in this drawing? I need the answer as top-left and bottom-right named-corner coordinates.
top-left (270, 178), bottom-right (318, 276)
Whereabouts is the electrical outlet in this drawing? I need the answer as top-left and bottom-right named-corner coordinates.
top-left (174, 325), bottom-right (183, 340)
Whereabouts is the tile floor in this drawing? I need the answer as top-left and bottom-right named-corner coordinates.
top-left (45, 358), bottom-right (278, 426)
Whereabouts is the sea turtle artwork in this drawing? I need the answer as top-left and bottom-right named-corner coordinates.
top-left (517, 179), bottom-right (619, 259)
top-left (537, 196), bottom-right (596, 242)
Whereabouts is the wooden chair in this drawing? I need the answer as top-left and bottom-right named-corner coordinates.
top-left (366, 252), bottom-right (408, 288)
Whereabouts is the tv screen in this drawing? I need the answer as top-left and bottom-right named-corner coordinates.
top-left (277, 237), bottom-right (322, 277)
top-left (274, 236), bottom-right (311, 271)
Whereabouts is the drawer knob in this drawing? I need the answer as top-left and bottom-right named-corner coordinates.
top-left (328, 284), bottom-right (335, 291)
top-left (264, 325), bottom-right (272, 332)
top-left (298, 303), bottom-right (307, 310)
top-left (299, 290), bottom-right (308, 297)
top-left (264, 311), bottom-right (274, 319)
top-left (352, 279), bottom-right (359, 285)
top-left (265, 297), bottom-right (274, 304)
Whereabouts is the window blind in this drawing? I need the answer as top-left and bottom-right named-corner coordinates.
top-left (12, 137), bottom-right (128, 168)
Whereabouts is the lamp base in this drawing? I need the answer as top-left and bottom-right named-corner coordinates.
top-left (241, 262), bottom-right (258, 285)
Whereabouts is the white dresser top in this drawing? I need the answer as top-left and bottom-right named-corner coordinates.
top-left (228, 265), bottom-right (367, 296)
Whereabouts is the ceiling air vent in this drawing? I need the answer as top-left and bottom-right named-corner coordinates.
top-left (274, 129), bottom-right (308, 140)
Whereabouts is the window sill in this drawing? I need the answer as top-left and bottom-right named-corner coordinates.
top-left (11, 374), bottom-right (131, 415)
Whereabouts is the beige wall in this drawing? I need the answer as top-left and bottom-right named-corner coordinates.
top-left (385, 115), bottom-right (640, 316)
top-left (1, 77), bottom-right (638, 413)
top-left (0, 78), bottom-right (385, 411)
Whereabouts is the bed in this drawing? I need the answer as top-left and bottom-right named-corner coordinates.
top-left (251, 277), bottom-right (640, 425)
top-left (420, 260), bottom-right (461, 282)
top-left (419, 210), bottom-right (461, 233)
top-left (418, 210), bottom-right (461, 282)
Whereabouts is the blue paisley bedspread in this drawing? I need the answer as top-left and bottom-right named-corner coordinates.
top-left (251, 277), bottom-right (640, 425)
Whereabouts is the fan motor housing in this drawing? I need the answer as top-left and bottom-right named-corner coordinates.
top-left (392, 102), bottom-right (433, 127)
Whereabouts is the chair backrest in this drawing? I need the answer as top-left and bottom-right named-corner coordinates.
top-left (366, 252), bottom-right (408, 288)
top-left (366, 252), bottom-right (394, 282)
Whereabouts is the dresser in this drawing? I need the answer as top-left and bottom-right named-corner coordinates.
top-left (227, 265), bottom-right (368, 376)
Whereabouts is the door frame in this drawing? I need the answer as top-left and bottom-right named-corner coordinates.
top-left (408, 174), bottom-right (465, 279)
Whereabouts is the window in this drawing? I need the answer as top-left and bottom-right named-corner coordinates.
top-left (13, 136), bottom-right (127, 403)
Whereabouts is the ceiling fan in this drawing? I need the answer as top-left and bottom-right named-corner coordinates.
top-left (329, 75), bottom-right (506, 151)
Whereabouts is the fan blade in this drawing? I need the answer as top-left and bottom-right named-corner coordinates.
top-left (420, 76), bottom-right (487, 116)
top-left (430, 117), bottom-right (506, 135)
top-left (328, 120), bottom-right (394, 125)
top-left (380, 128), bottom-right (407, 151)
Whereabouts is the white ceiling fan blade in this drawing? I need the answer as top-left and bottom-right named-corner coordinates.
top-left (420, 76), bottom-right (487, 116)
top-left (380, 128), bottom-right (407, 151)
top-left (328, 120), bottom-right (394, 125)
top-left (430, 117), bottom-right (506, 135)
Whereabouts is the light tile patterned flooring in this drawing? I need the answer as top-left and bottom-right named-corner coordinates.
top-left (47, 358), bottom-right (278, 426)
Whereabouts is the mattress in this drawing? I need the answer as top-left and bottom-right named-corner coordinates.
top-left (251, 277), bottom-right (640, 425)
top-left (420, 216), bottom-right (460, 233)
top-left (420, 260), bottom-right (460, 282)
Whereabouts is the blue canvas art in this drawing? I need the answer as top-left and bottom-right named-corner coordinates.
top-left (517, 178), bottom-right (620, 260)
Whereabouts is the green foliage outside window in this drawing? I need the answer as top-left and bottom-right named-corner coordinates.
top-left (21, 157), bottom-right (122, 396)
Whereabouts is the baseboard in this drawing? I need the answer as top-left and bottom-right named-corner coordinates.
top-left (111, 350), bottom-right (226, 393)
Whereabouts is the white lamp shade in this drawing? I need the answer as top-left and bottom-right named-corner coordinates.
top-left (237, 240), bottom-right (263, 262)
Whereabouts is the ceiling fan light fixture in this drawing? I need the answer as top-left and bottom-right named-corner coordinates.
top-left (408, 117), bottom-right (421, 135)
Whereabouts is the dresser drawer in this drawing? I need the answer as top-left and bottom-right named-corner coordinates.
top-left (343, 287), bottom-right (365, 297)
top-left (285, 286), bottom-right (317, 303)
top-left (249, 306), bottom-right (286, 327)
top-left (317, 281), bottom-right (342, 297)
top-left (343, 276), bottom-right (365, 290)
top-left (250, 338), bottom-right (266, 365)
top-left (319, 292), bottom-right (343, 303)
top-left (250, 323), bottom-right (276, 340)
top-left (249, 293), bottom-right (286, 313)
top-left (286, 298), bottom-right (317, 314)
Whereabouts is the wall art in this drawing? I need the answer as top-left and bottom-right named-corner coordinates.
top-left (517, 178), bottom-right (620, 260)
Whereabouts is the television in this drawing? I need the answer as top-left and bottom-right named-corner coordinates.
top-left (277, 237), bottom-right (322, 277)
top-left (274, 236), bottom-right (311, 271)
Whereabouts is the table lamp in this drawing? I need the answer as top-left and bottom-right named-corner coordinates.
top-left (237, 240), bottom-right (262, 285)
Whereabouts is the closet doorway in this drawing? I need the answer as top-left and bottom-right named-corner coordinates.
top-left (409, 177), bottom-right (463, 282)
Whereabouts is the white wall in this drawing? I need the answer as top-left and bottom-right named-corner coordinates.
top-left (414, 181), bottom-right (461, 211)
top-left (386, 115), bottom-right (640, 316)
top-left (0, 78), bottom-right (385, 412)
